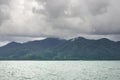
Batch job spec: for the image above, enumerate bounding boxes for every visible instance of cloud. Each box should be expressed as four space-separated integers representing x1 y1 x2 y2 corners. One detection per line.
0 0 10 5
86 0 109 15
0 0 10 25
0 0 120 45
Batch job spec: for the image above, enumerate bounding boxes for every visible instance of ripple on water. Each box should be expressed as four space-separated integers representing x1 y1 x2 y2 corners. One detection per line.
0 61 120 80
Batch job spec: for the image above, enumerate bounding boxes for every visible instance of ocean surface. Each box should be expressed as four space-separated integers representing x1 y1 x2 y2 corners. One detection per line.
0 61 120 80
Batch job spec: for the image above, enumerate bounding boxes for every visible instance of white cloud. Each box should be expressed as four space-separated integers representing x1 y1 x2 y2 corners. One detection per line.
0 0 120 44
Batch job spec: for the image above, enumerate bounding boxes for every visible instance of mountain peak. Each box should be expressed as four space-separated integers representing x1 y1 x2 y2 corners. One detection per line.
98 38 113 43
77 37 86 40
44 37 66 41
70 37 86 42
6 42 21 46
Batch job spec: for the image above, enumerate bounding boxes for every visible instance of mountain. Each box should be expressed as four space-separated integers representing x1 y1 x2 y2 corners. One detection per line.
0 37 120 60
0 38 66 60
54 37 120 60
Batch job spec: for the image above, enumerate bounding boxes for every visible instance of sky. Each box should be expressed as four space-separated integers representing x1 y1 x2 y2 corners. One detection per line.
0 0 120 46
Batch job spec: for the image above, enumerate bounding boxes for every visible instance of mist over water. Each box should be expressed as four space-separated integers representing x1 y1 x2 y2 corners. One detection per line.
0 61 120 80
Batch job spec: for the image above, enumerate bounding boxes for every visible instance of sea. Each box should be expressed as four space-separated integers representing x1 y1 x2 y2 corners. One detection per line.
0 61 120 80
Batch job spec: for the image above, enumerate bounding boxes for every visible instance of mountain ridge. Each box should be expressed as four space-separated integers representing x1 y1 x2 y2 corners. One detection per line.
0 37 120 60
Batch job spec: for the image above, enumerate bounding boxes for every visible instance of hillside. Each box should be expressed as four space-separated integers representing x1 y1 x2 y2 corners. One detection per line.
0 37 120 60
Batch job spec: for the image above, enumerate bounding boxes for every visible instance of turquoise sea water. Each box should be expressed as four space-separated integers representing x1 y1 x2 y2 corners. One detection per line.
0 61 120 80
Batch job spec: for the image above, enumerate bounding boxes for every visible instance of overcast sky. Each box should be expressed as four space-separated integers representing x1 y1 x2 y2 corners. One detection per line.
0 0 120 46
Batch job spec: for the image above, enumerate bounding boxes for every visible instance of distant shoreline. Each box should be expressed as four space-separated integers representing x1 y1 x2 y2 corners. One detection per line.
0 59 120 61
